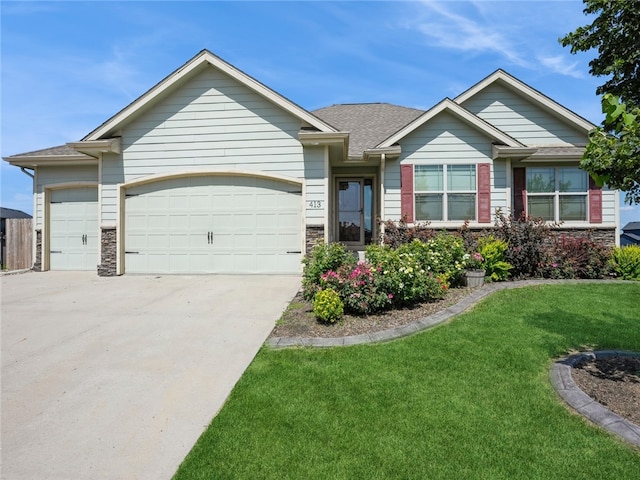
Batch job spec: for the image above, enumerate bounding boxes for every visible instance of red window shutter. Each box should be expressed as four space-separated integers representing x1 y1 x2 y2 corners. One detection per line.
589 176 602 223
513 167 526 220
477 163 491 223
400 164 414 223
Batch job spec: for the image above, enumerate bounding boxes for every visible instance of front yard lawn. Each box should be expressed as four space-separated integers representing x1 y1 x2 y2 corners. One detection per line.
174 283 640 480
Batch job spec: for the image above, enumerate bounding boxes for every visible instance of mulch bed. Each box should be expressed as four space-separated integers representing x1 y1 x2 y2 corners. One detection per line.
270 287 473 339
571 355 640 426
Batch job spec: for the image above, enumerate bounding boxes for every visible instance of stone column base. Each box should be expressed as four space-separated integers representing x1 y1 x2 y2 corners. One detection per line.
97 227 118 276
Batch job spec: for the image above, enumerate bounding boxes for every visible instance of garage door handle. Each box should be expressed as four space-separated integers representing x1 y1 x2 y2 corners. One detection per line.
207 232 213 244
125 251 140 255
287 250 302 254
51 250 62 254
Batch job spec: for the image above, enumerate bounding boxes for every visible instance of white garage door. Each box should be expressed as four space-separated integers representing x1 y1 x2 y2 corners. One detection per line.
125 176 303 274
49 187 99 271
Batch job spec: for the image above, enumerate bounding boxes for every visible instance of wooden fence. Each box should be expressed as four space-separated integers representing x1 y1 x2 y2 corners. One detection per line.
3 218 33 270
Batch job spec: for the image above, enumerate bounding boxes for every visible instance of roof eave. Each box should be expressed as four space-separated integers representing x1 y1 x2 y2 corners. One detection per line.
67 138 121 158
379 99 522 149
3 155 98 168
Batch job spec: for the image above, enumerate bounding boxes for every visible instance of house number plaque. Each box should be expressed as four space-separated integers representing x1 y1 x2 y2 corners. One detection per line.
308 200 322 209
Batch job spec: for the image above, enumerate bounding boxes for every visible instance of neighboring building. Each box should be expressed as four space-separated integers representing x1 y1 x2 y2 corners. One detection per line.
621 222 640 246
1 207 32 269
3 50 618 276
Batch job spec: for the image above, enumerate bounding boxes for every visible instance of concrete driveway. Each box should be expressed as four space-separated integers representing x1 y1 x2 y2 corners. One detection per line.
1 271 300 480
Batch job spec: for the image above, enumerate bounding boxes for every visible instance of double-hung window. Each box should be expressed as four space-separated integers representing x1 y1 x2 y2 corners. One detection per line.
415 164 476 221
526 167 588 222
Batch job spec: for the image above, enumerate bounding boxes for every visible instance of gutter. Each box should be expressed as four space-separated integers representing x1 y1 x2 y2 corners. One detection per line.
20 167 34 178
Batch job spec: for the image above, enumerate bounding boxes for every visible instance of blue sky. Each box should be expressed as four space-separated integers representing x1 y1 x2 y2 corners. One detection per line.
2 0 639 227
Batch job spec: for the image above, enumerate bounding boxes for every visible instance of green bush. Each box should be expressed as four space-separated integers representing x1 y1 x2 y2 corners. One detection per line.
477 236 512 281
313 289 344 323
610 245 640 280
302 243 356 301
397 234 467 284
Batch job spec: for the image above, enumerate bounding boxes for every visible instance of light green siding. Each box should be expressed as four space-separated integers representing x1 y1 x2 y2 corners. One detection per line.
460 83 587 146
35 165 98 228
385 112 507 223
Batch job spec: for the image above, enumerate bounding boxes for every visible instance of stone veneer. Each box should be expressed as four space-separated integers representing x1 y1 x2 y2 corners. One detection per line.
33 229 42 271
97 227 118 276
305 225 325 254
554 228 616 247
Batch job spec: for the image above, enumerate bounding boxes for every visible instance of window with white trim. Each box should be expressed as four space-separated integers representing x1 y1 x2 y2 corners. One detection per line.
526 167 588 222
415 164 476 221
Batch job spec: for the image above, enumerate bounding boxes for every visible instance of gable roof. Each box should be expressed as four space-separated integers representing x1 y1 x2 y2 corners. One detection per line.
377 98 523 149
84 49 337 141
312 103 424 157
455 69 596 133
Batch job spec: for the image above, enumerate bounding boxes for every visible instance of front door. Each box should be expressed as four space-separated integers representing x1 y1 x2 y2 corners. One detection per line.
336 178 374 246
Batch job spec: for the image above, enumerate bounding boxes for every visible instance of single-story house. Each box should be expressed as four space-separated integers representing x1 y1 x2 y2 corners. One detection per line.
3 49 618 276
620 222 640 246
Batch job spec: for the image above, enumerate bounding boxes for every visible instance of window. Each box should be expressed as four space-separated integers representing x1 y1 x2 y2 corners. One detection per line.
415 164 476 221
526 167 588 222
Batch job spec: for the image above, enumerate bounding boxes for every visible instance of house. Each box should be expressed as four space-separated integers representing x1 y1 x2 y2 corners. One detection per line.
621 222 640 246
3 49 618 276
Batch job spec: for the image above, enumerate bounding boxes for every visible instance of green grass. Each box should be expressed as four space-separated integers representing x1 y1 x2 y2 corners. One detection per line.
174 284 640 479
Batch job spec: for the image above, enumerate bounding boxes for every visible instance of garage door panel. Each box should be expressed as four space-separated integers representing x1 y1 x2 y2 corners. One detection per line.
125 176 302 274
50 187 98 271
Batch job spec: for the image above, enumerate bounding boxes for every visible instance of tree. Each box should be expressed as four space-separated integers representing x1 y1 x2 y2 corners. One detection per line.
582 94 640 204
561 0 640 204
560 0 640 106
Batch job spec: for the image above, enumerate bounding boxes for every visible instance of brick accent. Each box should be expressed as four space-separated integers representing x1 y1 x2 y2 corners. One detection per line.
33 229 42 271
305 225 325 254
97 227 118 276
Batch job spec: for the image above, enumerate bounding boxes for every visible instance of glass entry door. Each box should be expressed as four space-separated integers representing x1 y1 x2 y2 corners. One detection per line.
337 178 373 245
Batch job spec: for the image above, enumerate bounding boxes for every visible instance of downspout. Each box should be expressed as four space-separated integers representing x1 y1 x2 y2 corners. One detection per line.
20 167 34 179
379 153 385 243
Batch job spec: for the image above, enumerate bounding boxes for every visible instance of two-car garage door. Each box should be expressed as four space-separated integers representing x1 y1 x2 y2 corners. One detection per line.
124 175 302 274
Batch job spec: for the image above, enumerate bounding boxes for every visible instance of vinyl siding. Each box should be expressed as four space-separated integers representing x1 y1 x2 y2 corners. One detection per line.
100 64 318 224
460 83 587 146
303 146 326 223
385 112 505 224
35 165 98 228
601 189 616 224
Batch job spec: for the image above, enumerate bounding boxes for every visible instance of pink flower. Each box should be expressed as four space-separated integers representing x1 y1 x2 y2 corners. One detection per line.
388 293 393 299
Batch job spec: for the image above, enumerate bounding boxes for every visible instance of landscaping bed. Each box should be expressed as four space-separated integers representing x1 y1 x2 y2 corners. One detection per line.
572 355 640 426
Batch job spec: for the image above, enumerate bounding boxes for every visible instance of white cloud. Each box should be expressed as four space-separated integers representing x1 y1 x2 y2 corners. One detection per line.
409 1 529 67
538 55 584 79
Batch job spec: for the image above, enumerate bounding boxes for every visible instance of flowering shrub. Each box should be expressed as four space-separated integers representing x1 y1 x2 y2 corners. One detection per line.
609 245 640 280
465 252 484 270
381 217 435 248
320 262 392 315
397 234 467 283
313 289 344 323
540 235 611 279
302 243 356 301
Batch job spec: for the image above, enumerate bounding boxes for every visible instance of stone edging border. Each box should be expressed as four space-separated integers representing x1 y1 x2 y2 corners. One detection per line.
550 350 640 448
267 279 632 349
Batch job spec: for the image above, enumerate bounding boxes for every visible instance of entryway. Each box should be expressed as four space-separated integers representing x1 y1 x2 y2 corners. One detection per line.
336 177 374 247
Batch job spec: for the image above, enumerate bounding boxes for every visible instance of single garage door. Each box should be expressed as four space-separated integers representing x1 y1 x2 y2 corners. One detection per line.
125 175 303 274
49 187 99 271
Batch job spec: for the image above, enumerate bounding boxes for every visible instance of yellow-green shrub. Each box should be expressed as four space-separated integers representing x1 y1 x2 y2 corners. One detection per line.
313 289 344 323
610 245 640 280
